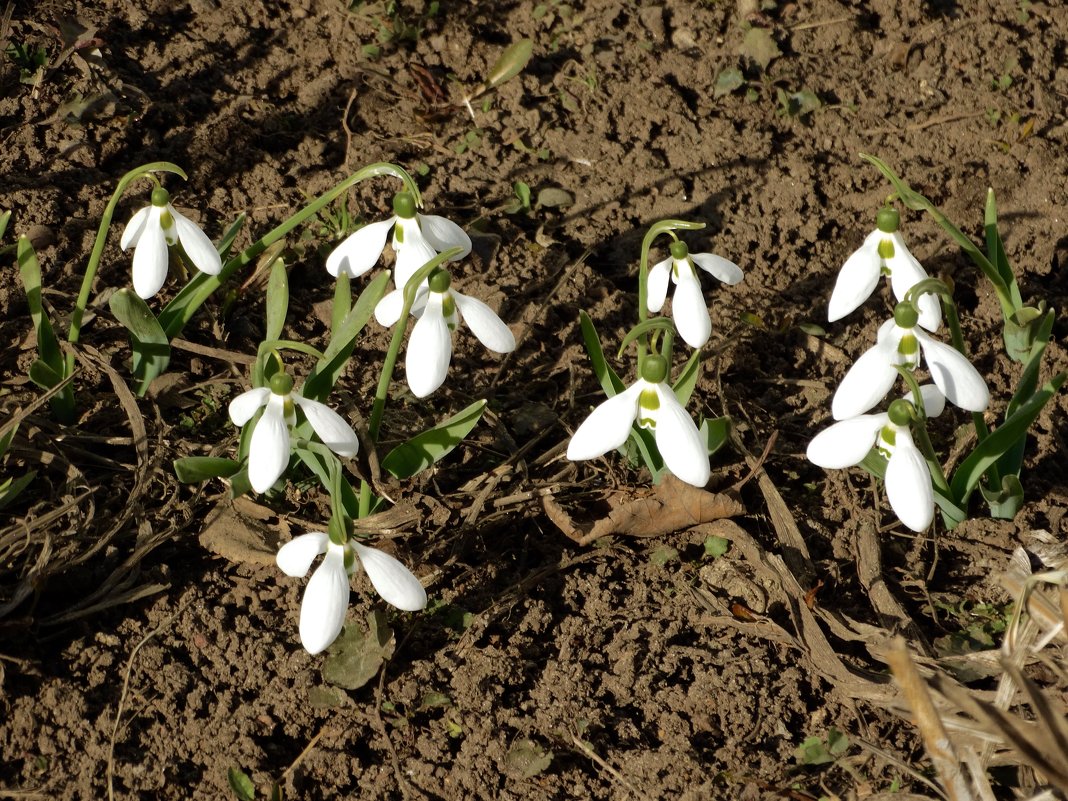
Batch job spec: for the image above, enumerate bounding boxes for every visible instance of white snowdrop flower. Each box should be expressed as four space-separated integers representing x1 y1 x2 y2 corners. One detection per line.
120 186 223 299
647 240 743 348
276 529 427 655
808 388 945 532
374 268 515 399
567 355 710 487
325 191 471 291
832 302 989 420
828 207 941 331
228 372 361 494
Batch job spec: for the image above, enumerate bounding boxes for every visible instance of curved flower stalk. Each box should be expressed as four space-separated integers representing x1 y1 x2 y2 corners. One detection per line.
646 240 743 348
325 191 471 292
228 371 361 493
828 207 941 331
808 389 945 532
375 268 515 398
277 528 427 654
120 186 222 299
567 355 710 487
832 302 989 420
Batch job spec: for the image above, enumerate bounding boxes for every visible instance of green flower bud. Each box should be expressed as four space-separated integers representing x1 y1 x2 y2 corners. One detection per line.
392 191 416 219
893 301 919 329
876 206 900 234
669 240 689 260
640 355 668 384
269 371 294 396
887 398 914 426
428 268 451 293
151 186 170 207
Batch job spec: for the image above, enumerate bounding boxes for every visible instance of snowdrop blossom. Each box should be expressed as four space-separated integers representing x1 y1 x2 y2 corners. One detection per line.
325 191 471 291
647 240 743 348
375 268 515 398
832 302 989 420
808 388 945 531
567 355 710 487
228 372 361 493
120 187 223 299
277 529 427 654
828 207 941 331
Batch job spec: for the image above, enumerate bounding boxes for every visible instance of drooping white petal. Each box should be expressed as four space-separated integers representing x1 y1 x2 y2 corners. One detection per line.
567 382 644 461
131 213 170 299
352 541 427 612
884 432 934 532
911 384 947 418
293 395 360 458
228 387 271 425
671 269 712 348
298 543 350 655
247 394 291 493
406 292 452 398
651 384 710 487
452 291 515 353
325 217 396 278
885 235 940 331
831 333 902 419
417 213 472 260
806 414 887 469
915 331 990 412
646 257 672 313
171 207 222 276
828 237 881 322
691 252 743 285
393 228 439 290
276 531 330 577
374 288 406 327
120 205 152 250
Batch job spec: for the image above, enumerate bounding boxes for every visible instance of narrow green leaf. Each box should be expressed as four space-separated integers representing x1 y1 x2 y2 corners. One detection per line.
109 288 171 395
997 307 1054 477
173 457 242 483
672 349 702 406
264 252 289 343
701 416 731 457
980 473 1024 520
984 189 1022 309
0 423 16 458
579 311 625 397
382 400 487 479
0 470 36 511
17 236 64 379
625 427 664 479
217 213 246 261
0 210 10 241
227 767 256 801
486 39 533 88
28 359 63 391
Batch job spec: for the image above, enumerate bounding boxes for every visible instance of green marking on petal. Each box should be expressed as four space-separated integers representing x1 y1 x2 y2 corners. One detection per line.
877 237 895 261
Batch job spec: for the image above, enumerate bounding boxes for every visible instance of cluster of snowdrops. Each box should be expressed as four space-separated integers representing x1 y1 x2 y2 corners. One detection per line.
12 157 1062 655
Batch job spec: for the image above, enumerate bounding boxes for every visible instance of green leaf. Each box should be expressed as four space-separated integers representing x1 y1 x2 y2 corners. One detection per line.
109 288 171 396
0 209 10 241
703 535 729 558
17 236 64 380
382 399 487 479
485 39 533 88
998 306 1054 477
504 739 554 780
303 271 389 402
217 213 246 261
579 311 625 397
672 349 702 406
227 767 256 801
950 371 1066 507
264 251 289 343
0 470 36 511
535 187 574 209
980 473 1024 520
322 610 395 690
700 416 731 457
740 27 781 70
173 457 242 483
713 68 744 98
984 189 1022 309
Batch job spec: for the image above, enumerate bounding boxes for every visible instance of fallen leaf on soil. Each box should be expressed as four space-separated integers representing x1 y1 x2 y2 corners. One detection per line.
198 497 290 567
543 474 744 545
322 610 395 690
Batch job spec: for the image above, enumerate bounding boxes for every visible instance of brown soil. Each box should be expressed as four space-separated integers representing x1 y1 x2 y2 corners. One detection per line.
2 0 1068 799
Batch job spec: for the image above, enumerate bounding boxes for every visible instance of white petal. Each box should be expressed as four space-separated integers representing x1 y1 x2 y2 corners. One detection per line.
691 252 743 285
247 394 291 493
171 207 222 276
120 205 152 250
908 384 946 418
886 235 941 331
652 385 710 487
352 542 427 612
293 395 360 458
916 331 990 412
228 386 271 425
406 293 452 398
394 230 439 290
567 382 643 461
374 288 406 327
646 258 672 313
131 215 170 299
831 335 901 419
325 217 395 278
806 414 886 469
671 270 712 348
298 544 350 655
417 213 472 259
885 433 934 532
276 531 329 577
452 291 515 353
828 236 881 322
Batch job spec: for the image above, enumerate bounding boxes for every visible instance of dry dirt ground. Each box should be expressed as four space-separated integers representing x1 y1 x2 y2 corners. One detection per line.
2 0 1068 799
